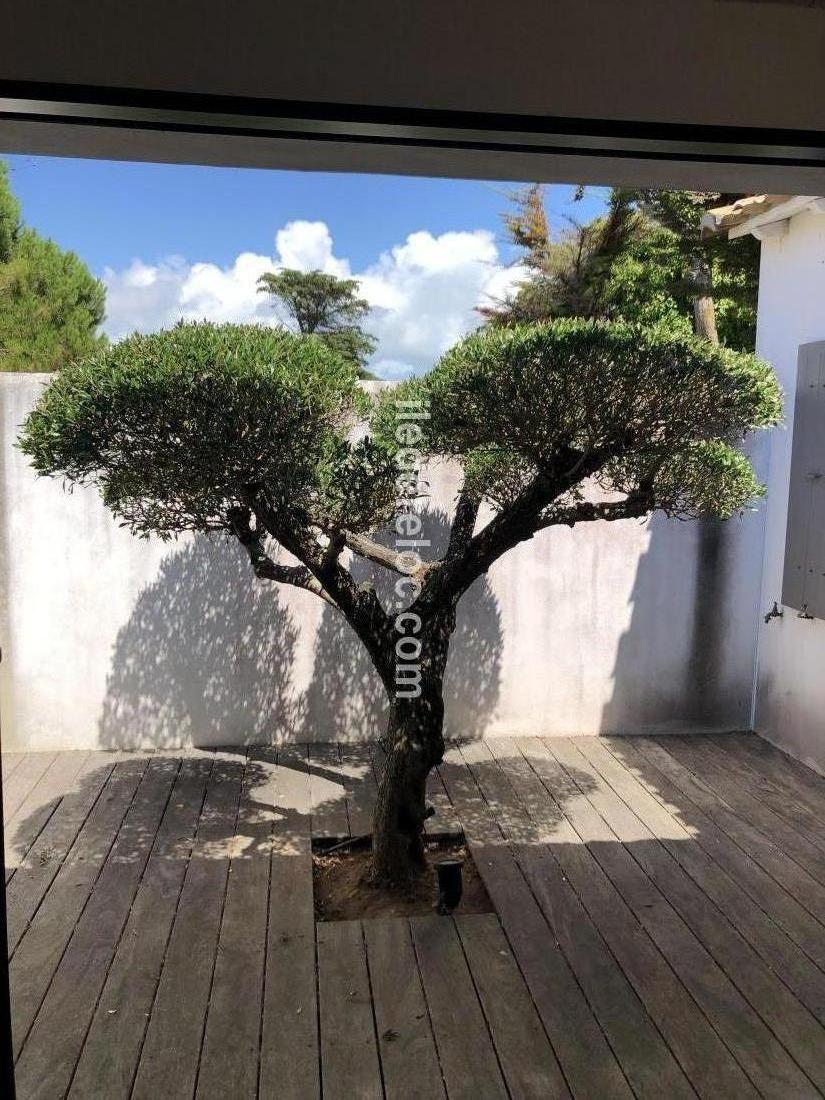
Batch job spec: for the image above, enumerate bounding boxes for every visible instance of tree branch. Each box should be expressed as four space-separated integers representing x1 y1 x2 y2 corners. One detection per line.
538 490 655 529
412 438 651 617
419 443 622 606
320 529 346 573
340 529 412 576
445 489 480 562
228 506 339 608
239 489 397 689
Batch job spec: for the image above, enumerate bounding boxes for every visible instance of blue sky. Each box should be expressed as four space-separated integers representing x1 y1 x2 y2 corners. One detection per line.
5 155 609 377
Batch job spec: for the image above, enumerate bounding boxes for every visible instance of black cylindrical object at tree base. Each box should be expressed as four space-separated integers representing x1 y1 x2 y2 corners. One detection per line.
435 857 463 914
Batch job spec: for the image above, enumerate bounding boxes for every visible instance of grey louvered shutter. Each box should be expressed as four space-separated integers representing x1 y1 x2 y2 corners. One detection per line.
782 341 825 616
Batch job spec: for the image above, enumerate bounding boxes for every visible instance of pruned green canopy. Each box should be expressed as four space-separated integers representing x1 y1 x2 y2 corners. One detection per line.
374 318 781 519
21 318 781 543
19 321 395 539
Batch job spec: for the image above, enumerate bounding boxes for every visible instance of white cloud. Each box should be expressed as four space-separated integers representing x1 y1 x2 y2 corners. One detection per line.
274 220 350 277
101 219 525 378
359 229 523 376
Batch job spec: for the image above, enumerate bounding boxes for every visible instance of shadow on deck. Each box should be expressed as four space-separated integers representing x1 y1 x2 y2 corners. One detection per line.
4 731 825 1099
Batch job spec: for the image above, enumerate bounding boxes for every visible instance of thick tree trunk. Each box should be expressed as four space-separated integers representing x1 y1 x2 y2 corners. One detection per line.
693 294 719 345
370 685 445 883
370 613 452 885
691 255 719 346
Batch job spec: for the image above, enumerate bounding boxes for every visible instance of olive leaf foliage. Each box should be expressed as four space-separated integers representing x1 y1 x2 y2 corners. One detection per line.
20 318 781 582
374 318 781 522
19 322 396 540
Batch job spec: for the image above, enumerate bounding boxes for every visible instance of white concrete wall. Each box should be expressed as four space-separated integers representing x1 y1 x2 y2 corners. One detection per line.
752 207 825 775
1 373 765 751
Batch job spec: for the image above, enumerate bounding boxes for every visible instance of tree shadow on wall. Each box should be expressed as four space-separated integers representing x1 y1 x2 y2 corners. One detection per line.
600 512 759 735
299 508 503 742
100 514 503 749
99 537 302 749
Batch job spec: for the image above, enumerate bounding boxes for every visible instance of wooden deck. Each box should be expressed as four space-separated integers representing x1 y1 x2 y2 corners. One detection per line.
4 732 825 1099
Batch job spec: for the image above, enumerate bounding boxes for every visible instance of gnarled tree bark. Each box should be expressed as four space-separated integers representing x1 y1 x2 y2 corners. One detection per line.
236 470 662 885
370 611 452 884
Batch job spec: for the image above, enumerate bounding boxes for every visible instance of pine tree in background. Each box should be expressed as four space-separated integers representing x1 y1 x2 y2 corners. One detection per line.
0 160 106 373
481 187 643 326
257 267 377 378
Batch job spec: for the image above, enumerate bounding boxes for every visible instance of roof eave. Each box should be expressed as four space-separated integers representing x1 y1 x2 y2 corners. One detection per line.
702 195 825 240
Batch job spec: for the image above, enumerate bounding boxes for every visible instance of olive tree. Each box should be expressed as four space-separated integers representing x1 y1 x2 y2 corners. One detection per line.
19 319 781 883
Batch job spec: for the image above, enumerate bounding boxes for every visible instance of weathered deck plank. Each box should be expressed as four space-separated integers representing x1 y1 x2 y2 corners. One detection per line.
438 746 634 1100
258 744 319 1100
14 758 183 1100
699 734 825 853
67 756 213 1100
474 739 708 1100
308 743 351 840
260 843 319 1100
130 754 245 1100
664 736 825 892
722 733 825 807
456 912 571 1100
364 917 446 1100
4 751 90 882
427 763 462 838
3 752 58 826
546 737 818 1100
5 754 116 953
604 737 825 1027
196 753 274 1100
707 734 825 849
339 741 378 839
9 757 148 1052
411 914 508 1100
628 736 825 970
317 919 383 1100
572 735 825 1094
1 752 26 789
659 736 825 924
5 735 825 1100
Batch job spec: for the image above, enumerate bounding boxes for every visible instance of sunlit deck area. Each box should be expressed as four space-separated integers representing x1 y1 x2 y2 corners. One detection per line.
4 732 825 1099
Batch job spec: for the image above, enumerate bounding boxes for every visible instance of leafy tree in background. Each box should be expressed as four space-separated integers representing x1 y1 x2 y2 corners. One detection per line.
487 185 759 350
481 187 644 326
0 161 20 264
257 267 377 378
626 189 760 348
20 318 781 882
0 160 106 372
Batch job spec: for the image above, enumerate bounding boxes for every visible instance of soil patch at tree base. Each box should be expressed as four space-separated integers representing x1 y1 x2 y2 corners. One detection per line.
313 836 493 921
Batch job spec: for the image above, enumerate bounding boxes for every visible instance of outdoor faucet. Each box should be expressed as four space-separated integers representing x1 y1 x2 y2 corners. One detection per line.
764 601 783 624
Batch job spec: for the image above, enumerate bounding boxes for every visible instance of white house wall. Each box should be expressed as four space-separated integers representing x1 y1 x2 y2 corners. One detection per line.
753 206 825 774
1 374 764 751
